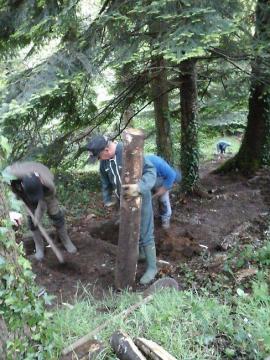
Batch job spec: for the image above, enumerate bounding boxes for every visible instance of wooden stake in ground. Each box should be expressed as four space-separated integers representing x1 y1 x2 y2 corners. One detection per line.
115 128 144 289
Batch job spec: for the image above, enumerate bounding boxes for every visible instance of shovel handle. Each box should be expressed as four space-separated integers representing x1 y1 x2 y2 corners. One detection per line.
25 205 64 264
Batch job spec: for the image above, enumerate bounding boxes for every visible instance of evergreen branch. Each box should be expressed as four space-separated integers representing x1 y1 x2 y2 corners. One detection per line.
209 46 270 86
113 86 177 140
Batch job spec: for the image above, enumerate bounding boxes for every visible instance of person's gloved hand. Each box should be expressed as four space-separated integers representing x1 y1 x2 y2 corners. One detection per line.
104 200 116 208
122 184 140 199
9 211 23 226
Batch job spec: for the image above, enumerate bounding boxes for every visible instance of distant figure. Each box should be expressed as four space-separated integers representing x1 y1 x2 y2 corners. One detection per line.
216 140 231 154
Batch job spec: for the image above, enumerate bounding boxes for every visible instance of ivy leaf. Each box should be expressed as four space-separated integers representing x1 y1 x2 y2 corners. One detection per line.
1 168 17 184
0 255 6 266
0 136 10 154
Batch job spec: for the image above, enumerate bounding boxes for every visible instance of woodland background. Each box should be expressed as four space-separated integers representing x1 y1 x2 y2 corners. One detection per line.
1 0 270 359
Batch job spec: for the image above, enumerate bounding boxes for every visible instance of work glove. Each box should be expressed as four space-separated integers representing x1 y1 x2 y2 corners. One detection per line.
104 200 117 208
122 184 140 199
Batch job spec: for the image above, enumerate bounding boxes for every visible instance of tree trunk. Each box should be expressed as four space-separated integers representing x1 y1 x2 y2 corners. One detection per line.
0 318 8 359
151 56 173 163
115 128 144 289
122 107 134 129
179 59 199 193
218 0 270 175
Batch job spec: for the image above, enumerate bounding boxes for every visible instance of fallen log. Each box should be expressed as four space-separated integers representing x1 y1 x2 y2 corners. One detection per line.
135 338 177 360
110 330 146 360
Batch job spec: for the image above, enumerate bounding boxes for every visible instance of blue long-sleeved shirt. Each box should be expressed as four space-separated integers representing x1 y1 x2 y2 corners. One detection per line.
145 155 181 190
216 140 231 152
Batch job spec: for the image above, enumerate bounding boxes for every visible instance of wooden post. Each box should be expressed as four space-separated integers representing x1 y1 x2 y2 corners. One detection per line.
115 128 144 289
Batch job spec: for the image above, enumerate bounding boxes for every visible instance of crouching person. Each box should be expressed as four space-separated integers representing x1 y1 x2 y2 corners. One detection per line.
146 155 181 229
4 161 77 260
216 140 231 154
87 135 157 285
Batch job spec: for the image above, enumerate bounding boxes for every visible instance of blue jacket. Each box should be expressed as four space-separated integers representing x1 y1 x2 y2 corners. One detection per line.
145 155 181 190
216 140 231 151
100 143 156 204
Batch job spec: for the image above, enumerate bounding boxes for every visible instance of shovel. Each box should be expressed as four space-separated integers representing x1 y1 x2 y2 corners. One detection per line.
25 205 64 264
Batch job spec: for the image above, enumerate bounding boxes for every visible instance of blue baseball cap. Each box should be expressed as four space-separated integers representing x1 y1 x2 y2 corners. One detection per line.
87 135 108 163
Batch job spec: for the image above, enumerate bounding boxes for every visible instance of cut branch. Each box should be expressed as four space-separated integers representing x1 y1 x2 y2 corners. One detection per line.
135 338 177 360
110 330 146 360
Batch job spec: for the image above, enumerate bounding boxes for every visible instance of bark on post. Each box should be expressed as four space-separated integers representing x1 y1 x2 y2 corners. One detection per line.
115 128 144 289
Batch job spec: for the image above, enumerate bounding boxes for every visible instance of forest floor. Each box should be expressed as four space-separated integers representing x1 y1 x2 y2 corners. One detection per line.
22 155 270 304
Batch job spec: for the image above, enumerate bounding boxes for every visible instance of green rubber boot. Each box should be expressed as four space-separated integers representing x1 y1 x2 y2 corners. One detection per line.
139 243 157 285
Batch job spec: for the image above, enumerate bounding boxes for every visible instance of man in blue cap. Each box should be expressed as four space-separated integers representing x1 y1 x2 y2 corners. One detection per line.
87 135 157 285
5 161 77 260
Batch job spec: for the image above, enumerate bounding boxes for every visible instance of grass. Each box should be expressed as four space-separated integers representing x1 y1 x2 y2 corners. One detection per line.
55 170 104 218
49 278 270 359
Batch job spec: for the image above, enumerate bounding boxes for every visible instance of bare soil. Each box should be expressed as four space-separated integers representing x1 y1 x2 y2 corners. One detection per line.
21 157 269 304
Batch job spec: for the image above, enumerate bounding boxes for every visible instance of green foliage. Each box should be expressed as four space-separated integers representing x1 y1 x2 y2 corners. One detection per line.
1 69 98 167
0 136 57 359
0 0 79 54
55 169 103 217
256 242 270 265
0 0 255 170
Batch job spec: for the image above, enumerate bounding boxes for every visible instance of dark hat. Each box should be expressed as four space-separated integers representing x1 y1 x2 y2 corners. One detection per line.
87 135 108 163
21 173 44 205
